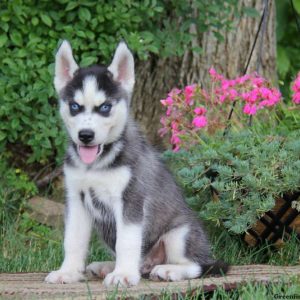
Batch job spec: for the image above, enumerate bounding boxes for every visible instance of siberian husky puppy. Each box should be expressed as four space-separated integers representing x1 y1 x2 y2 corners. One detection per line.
45 41 228 287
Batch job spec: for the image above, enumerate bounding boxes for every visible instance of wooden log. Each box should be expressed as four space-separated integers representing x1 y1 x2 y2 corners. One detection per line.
244 194 300 247
0 265 299 299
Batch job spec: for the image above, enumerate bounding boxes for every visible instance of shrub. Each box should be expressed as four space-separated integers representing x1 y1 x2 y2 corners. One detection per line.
0 0 238 170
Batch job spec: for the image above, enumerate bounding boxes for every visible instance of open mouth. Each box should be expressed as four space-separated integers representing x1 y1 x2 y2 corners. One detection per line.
77 144 103 164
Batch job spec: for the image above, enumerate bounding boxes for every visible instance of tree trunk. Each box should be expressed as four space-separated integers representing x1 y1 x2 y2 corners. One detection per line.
131 0 276 146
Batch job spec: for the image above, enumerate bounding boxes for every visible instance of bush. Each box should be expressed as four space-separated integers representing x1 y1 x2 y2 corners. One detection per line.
0 0 238 169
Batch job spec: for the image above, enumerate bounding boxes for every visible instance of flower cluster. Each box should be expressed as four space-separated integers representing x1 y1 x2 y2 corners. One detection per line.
209 68 281 115
292 72 300 104
160 68 282 151
159 85 208 151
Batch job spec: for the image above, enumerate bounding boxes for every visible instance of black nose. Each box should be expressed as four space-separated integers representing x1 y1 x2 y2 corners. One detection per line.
78 129 95 144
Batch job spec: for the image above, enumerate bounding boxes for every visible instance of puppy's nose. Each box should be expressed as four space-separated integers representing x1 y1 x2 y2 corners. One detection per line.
78 129 95 144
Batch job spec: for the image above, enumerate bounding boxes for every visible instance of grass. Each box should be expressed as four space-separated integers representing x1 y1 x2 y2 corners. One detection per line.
0 213 112 273
0 210 299 299
208 225 300 266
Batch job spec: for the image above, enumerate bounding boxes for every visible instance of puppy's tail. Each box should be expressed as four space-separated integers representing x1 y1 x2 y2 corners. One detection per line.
201 260 229 277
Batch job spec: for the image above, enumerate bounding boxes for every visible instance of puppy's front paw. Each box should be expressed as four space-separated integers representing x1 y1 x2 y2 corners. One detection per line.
103 270 140 287
45 269 85 284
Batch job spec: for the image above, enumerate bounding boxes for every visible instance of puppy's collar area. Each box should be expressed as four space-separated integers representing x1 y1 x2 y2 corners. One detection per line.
77 144 103 164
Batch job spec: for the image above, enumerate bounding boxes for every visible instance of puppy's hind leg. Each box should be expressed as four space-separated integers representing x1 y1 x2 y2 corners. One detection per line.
149 224 229 281
149 225 202 281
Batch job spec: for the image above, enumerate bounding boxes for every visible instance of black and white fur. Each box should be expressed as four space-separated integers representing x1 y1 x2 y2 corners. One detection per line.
45 41 228 287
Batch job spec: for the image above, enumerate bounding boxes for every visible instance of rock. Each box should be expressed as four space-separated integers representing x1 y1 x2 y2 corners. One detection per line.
27 197 64 228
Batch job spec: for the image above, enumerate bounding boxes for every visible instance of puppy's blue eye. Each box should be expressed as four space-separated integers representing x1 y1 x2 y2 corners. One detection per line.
69 102 82 116
98 103 112 114
71 103 80 111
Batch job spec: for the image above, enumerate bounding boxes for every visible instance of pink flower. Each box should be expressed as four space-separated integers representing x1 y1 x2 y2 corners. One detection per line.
209 68 223 81
241 92 250 102
168 88 181 97
293 93 300 104
184 84 196 105
158 127 168 137
170 132 182 152
160 99 167 106
258 100 269 109
166 107 172 116
171 121 179 130
171 134 181 144
236 74 250 84
194 107 207 115
248 90 259 103
291 73 300 104
259 87 271 99
228 89 238 100
209 67 217 77
243 104 257 115
160 116 166 126
292 82 300 92
173 145 180 152
252 76 264 87
219 94 226 103
160 96 173 106
221 79 236 90
192 116 207 128
268 89 281 106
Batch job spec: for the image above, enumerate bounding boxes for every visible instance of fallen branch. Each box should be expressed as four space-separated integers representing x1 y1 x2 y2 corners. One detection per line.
36 167 63 188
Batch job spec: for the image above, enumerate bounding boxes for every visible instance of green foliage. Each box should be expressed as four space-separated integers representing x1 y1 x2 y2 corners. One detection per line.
276 0 300 97
0 0 238 169
0 159 36 224
294 0 300 14
165 130 300 234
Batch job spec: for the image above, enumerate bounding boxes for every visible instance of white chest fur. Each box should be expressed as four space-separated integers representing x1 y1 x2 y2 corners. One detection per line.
64 165 131 210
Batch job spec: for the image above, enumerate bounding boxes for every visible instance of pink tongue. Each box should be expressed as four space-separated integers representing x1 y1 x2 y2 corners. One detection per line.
78 145 98 164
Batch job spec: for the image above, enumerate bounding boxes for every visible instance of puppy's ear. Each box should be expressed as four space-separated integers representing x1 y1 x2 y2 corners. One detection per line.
108 42 135 93
54 40 78 94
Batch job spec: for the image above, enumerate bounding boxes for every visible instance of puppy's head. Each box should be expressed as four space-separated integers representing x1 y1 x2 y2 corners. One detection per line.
54 41 134 164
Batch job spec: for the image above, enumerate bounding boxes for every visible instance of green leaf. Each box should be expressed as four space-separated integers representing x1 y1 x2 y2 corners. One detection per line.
79 7 91 22
0 131 6 141
76 30 86 38
11 118 19 129
40 14 52 27
147 44 159 54
31 17 39 26
293 0 300 14
0 34 8 47
81 56 97 66
277 46 290 78
16 49 27 58
10 31 23 46
213 31 224 42
65 2 79 11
